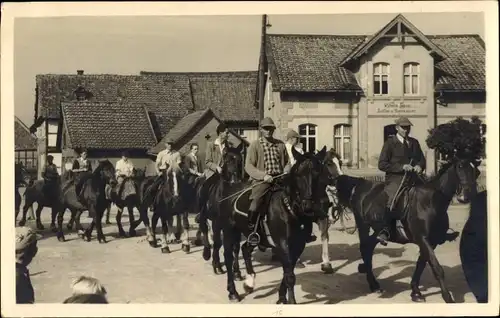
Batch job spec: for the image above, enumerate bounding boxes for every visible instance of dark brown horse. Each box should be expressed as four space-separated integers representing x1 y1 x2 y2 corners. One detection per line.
460 190 487 303
200 144 327 303
331 156 479 303
56 160 116 243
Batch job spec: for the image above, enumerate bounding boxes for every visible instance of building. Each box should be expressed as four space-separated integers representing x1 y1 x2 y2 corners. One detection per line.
30 70 259 178
260 14 485 174
15 116 38 179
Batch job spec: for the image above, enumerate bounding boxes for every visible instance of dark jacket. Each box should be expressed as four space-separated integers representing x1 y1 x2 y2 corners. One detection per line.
378 135 426 182
16 263 34 304
72 158 92 172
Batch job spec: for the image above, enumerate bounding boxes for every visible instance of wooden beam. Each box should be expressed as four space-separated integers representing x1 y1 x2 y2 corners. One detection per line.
381 34 416 38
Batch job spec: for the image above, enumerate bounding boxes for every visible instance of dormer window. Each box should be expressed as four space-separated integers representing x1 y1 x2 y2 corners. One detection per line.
373 62 390 95
74 85 90 101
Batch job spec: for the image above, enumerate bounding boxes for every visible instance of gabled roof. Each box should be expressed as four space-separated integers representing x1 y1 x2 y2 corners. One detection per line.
266 33 484 93
35 74 193 120
141 71 259 123
15 116 37 150
61 101 158 150
148 108 249 155
341 14 448 66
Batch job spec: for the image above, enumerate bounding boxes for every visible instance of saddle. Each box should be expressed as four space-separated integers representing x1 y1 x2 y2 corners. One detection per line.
388 186 416 243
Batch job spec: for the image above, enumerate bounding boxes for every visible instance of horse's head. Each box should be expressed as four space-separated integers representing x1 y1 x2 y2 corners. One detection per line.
288 146 326 213
97 159 117 186
221 143 244 184
15 162 31 187
321 148 344 184
451 156 481 204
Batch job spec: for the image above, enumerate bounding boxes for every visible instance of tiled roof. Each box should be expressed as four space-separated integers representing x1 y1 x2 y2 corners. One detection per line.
61 101 158 150
266 34 485 93
36 74 193 119
141 71 259 123
15 117 37 150
430 35 485 91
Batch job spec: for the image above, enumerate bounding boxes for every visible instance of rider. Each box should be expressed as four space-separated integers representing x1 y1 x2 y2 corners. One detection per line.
284 129 316 244
245 117 289 246
196 123 231 217
184 143 204 187
72 149 92 173
377 116 426 245
115 151 135 199
143 139 175 203
42 155 60 200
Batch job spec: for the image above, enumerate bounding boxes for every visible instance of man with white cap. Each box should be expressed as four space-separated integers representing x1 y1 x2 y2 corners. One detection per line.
245 117 289 246
15 226 42 303
377 116 426 245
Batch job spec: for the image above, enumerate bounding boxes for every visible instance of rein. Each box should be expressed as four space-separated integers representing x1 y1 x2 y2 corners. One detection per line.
217 172 288 203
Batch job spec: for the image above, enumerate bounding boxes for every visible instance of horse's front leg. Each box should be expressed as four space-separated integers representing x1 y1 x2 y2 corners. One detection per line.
223 226 241 302
357 224 382 293
95 205 107 244
199 217 212 261
105 202 112 224
410 254 428 302
211 221 224 275
241 242 257 293
160 214 171 254
232 228 244 281
116 207 127 238
35 205 44 230
67 207 76 231
317 218 334 274
274 239 297 304
420 237 454 303
127 204 137 237
56 207 67 242
50 206 58 232
75 210 85 237
166 214 177 244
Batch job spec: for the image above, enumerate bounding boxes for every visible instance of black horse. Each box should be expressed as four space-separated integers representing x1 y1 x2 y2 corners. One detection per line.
15 163 32 224
331 156 479 303
199 144 327 303
460 190 487 303
56 159 116 243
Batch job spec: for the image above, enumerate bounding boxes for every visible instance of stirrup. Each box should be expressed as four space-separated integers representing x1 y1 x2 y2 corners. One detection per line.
247 231 260 246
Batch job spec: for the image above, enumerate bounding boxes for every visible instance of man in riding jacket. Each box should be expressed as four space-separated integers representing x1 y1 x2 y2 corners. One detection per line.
184 143 204 186
196 123 231 216
72 149 92 173
42 155 60 200
378 116 426 245
115 151 135 199
245 117 289 246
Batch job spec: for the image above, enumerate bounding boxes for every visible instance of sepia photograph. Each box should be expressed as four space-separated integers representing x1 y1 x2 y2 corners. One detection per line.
1 1 498 317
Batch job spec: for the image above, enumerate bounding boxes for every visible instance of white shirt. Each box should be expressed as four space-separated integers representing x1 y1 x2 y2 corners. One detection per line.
285 142 304 166
214 138 225 154
396 133 410 146
115 159 134 177
156 149 172 171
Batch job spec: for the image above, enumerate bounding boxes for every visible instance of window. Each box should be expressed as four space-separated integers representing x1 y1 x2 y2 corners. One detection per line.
334 124 352 163
15 150 37 169
48 123 58 148
373 62 390 95
404 62 420 95
233 128 245 136
298 124 317 153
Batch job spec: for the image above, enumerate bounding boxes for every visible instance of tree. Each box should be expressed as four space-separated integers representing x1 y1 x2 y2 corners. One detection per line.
426 116 485 162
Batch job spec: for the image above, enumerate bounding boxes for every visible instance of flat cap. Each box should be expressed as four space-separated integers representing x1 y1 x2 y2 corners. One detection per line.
260 117 276 128
286 129 300 140
395 116 413 126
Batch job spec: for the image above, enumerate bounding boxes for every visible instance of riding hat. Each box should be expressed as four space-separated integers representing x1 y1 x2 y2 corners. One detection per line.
286 129 300 140
395 116 413 127
260 117 276 129
164 138 175 145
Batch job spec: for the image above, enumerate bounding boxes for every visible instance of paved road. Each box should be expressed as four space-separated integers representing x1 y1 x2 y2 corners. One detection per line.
21 201 475 304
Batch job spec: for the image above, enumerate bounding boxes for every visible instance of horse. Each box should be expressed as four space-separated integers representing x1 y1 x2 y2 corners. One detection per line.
56 159 117 243
460 190 487 303
109 168 145 238
331 156 479 303
133 157 191 254
19 172 77 232
200 144 327 303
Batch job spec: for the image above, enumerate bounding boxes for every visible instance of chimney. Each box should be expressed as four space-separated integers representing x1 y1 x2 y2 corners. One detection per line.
77 70 84 75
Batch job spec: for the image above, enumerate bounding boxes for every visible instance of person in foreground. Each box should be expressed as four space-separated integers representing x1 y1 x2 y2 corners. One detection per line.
63 275 108 304
16 226 42 304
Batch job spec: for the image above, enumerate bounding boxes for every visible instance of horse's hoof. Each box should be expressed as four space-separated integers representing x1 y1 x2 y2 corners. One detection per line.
50 225 57 233
161 246 171 254
411 293 426 303
370 287 384 294
182 244 190 253
36 224 44 230
213 266 225 275
148 240 158 248
276 298 287 304
18 220 26 226
98 237 107 244
234 272 244 281
203 247 211 261
321 263 334 274
228 293 241 302
85 233 92 242
57 234 66 242
66 224 73 231
129 229 137 237
295 261 306 269
243 283 254 294
358 263 367 274
118 231 128 238
106 221 112 225
193 238 203 247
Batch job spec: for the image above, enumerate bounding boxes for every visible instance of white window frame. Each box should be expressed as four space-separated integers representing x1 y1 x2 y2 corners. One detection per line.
373 62 390 96
298 123 317 153
403 62 420 95
334 124 352 163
